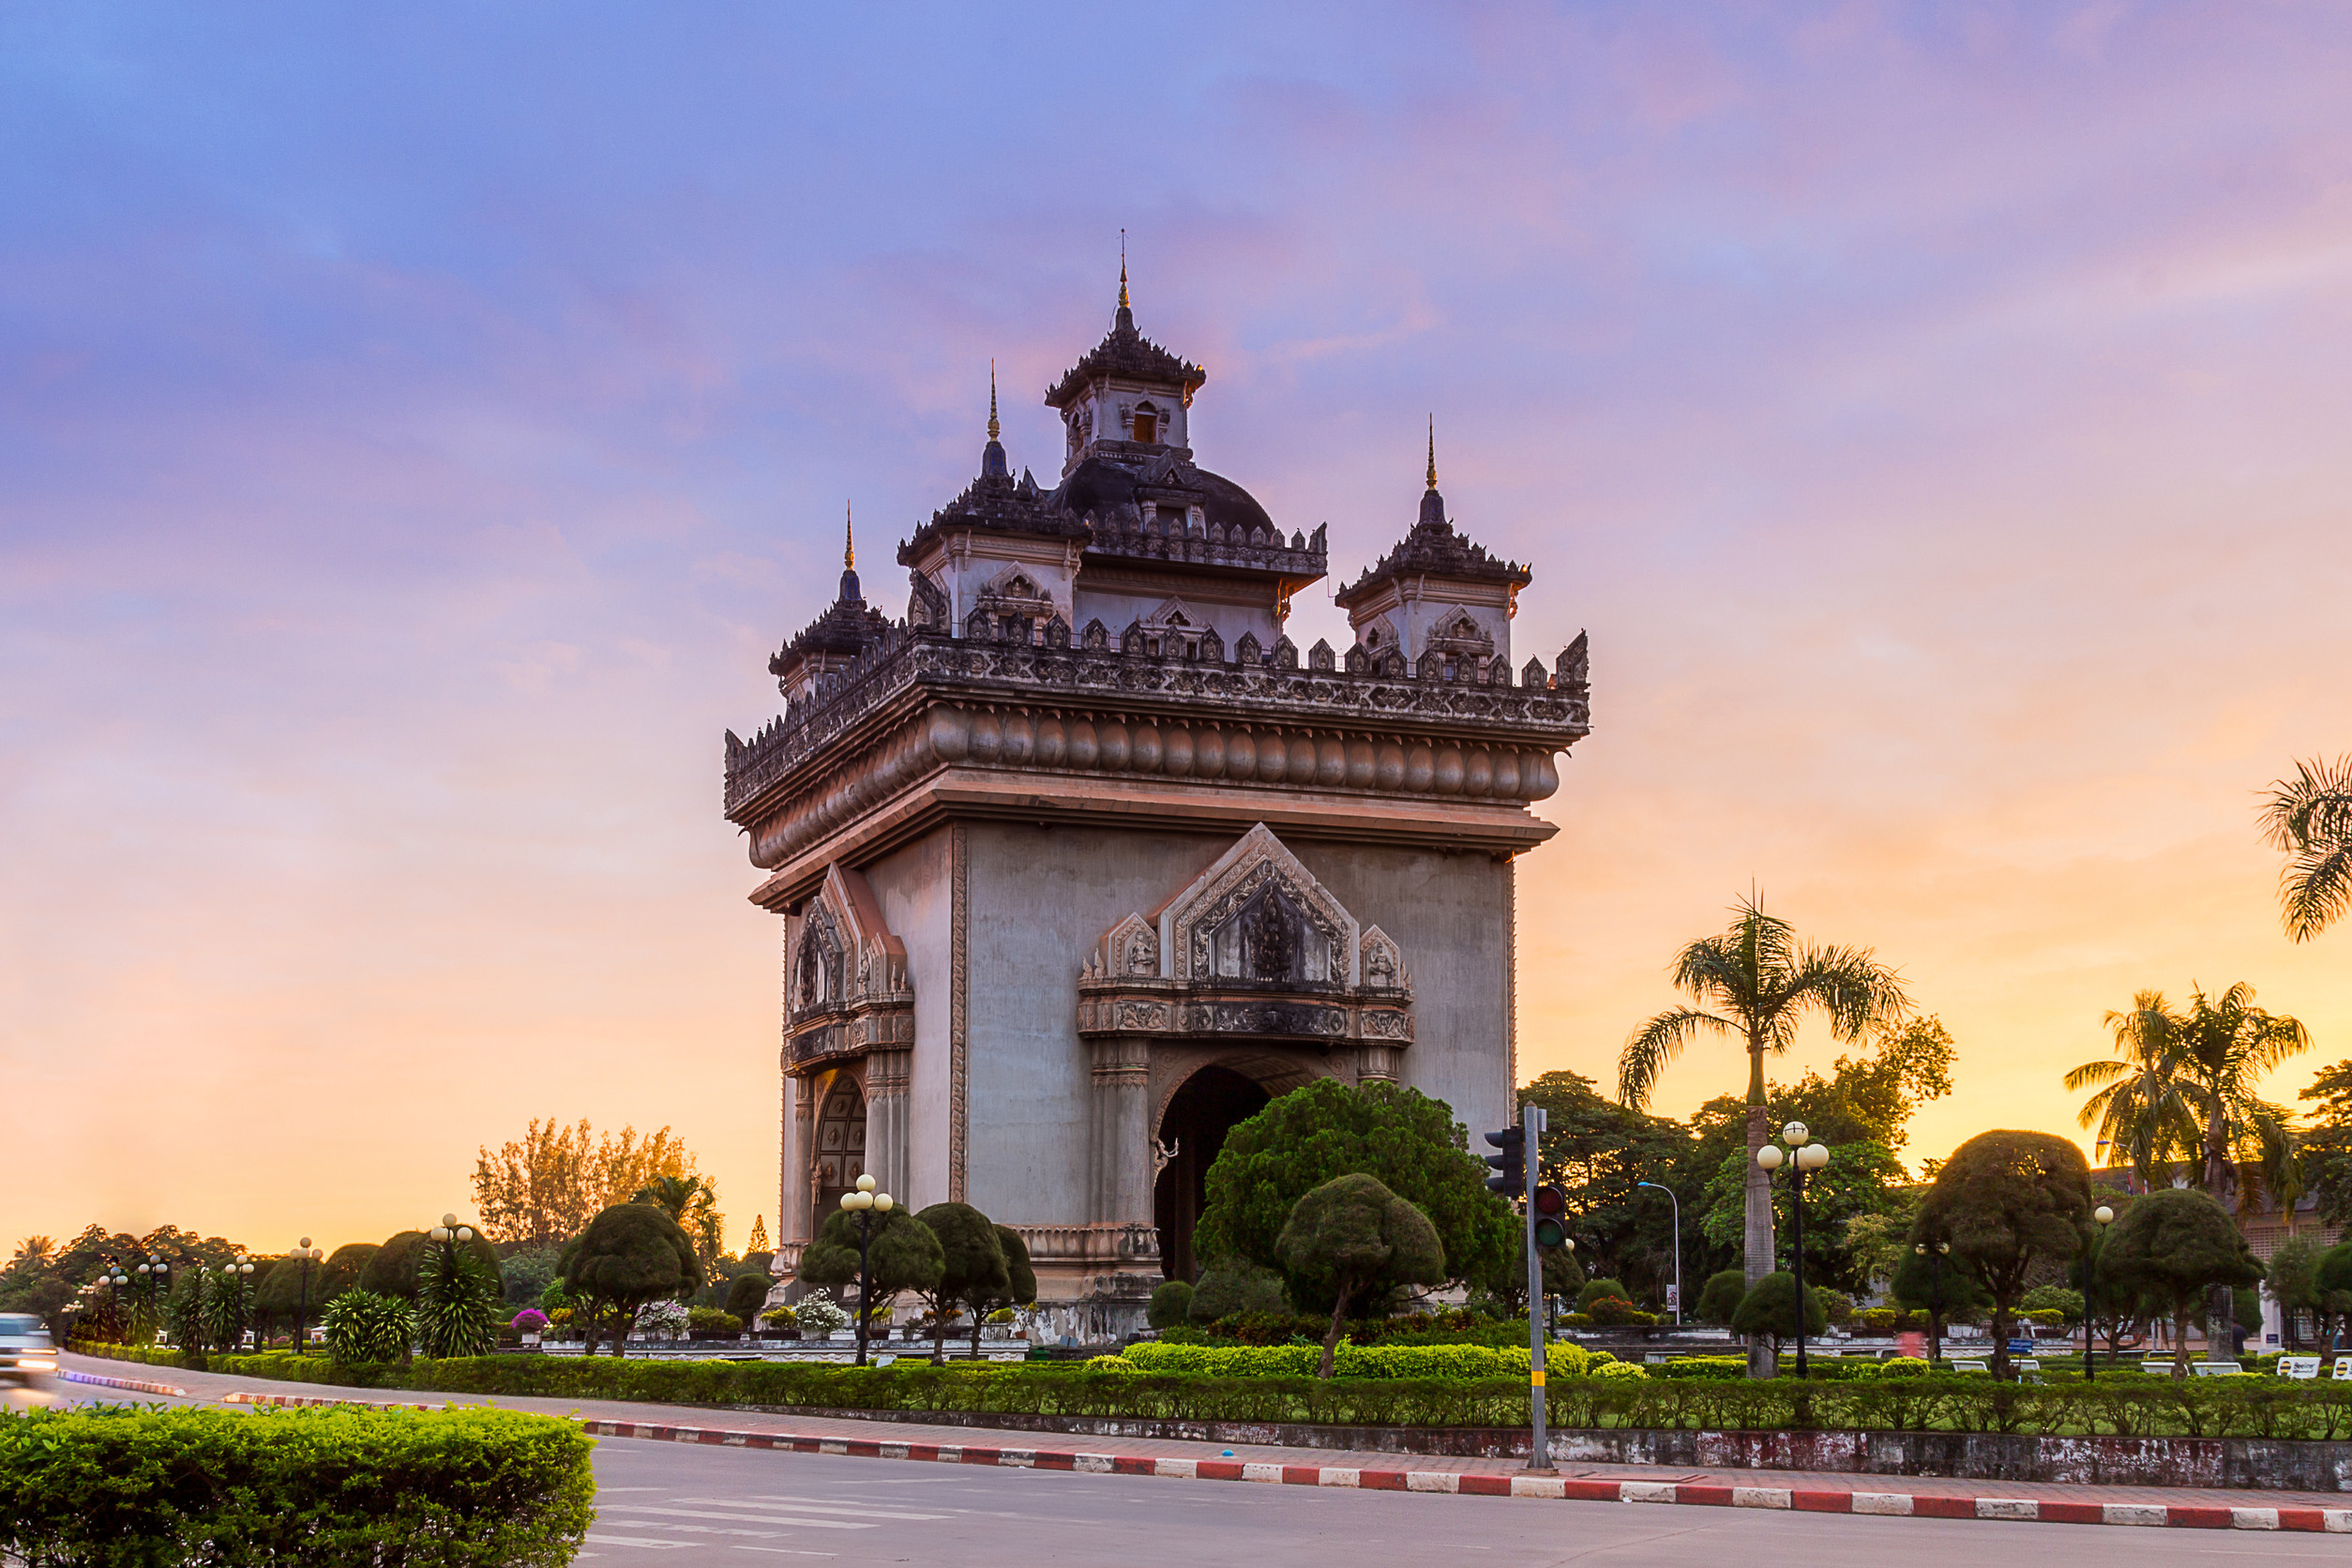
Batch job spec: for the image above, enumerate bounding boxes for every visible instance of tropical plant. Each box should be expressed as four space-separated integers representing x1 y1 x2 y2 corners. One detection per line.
2067 982 2309 1354
2258 754 2352 942
634 1173 726 1269
415 1234 503 1359
2101 1187 2262 1378
557 1203 701 1357
636 1300 689 1338
1616 896 1907 1363
357 1229 503 1302
1273 1173 1448 1378
1911 1129 2092 1379
1195 1078 1515 1300
164 1269 210 1359
322 1289 414 1364
908 1203 1008 1364
199 1265 252 1355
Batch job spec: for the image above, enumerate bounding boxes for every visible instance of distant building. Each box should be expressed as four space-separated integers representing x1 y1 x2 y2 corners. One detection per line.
2092 1166 2342 1346
721 276 1591 1335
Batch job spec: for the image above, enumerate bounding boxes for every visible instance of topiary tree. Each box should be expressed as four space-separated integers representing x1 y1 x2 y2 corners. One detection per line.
1148 1279 1195 1331
1729 1271 1826 1356
1891 1245 1991 1363
558 1203 702 1357
1274 1173 1448 1378
357 1230 502 1303
1188 1259 1289 1323
1196 1079 1515 1305
2102 1186 2263 1378
724 1272 776 1325
1576 1277 1632 1311
798 1206 945 1337
1911 1130 2092 1380
1696 1269 1747 1326
963 1225 1035 1360
910 1203 1007 1364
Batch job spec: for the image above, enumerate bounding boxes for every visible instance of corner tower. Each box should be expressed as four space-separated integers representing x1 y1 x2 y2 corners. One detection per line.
723 278 1592 1337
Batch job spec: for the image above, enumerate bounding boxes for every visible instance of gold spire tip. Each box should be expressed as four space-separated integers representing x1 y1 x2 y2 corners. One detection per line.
1425 416 1438 490
988 359 1001 441
1118 229 1130 310
844 502 854 570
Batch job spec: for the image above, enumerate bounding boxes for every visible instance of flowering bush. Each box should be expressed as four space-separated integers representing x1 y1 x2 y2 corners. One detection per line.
634 1301 689 1338
794 1297 850 1334
987 1307 1018 1324
1582 1296 1660 1327
686 1307 742 1335
511 1308 550 1334
759 1305 798 1329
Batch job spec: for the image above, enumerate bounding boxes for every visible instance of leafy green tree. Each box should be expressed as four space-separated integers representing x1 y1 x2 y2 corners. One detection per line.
799 1207 945 1329
1489 1232 1584 1316
2101 1187 2262 1378
2068 983 2309 1357
2258 754 2352 942
1700 1136 1910 1294
1149 1280 1195 1330
1188 1259 1287 1323
724 1272 775 1324
2299 1060 2352 1229
1696 1269 1747 1325
1891 1244 1989 1360
201 1264 254 1355
164 1269 211 1360
1517 1069 1700 1297
1274 1174 1447 1378
1195 1079 1513 1299
1912 1130 2092 1379
498 1247 563 1312
1840 1210 1916 1298
2267 1236 2325 1349
634 1173 725 1270
909 1204 1007 1364
358 1230 502 1303
1771 1018 1958 1154
2019 1284 2085 1324
963 1226 1035 1359
1728 1271 1825 1354
2316 1243 2352 1354
558 1204 702 1357
1617 896 1908 1375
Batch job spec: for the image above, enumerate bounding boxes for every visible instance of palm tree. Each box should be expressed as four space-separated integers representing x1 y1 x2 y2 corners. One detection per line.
2259 755 2352 942
2067 983 2310 1359
1618 896 1908 1374
634 1174 723 1269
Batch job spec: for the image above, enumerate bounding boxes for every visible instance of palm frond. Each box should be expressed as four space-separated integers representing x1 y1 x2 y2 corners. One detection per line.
1669 934 1758 1014
1618 1006 1733 1109
2062 1058 2129 1093
2280 839 2352 943
2257 754 2352 852
1770 940 1909 1047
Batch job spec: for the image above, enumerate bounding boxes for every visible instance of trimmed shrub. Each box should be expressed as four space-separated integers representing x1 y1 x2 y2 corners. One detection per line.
1730 1273 1827 1349
359 1230 504 1304
726 1272 776 1324
1696 1269 1747 1326
1149 1279 1196 1330
0 1404 592 1564
1189 1259 1289 1322
1124 1339 1618 1380
322 1289 413 1365
1581 1296 1658 1327
686 1307 742 1335
1576 1278 1632 1312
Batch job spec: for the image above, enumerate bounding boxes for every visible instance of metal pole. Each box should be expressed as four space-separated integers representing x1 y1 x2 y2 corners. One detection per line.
1791 1164 1807 1379
854 1210 873 1369
2084 1228 2098 1383
1523 1101 1551 1473
1637 1182 1681 1325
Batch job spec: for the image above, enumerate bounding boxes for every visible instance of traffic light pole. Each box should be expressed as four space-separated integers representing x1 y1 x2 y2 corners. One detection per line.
1523 1100 1552 1474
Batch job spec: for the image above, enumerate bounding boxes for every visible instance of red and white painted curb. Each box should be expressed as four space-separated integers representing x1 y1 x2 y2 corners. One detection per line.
566 1418 2352 1532
187 1388 2352 1532
61 1370 187 1398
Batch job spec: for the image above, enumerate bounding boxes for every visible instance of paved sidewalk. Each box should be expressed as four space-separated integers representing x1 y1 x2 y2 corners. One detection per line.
67 1353 2352 1532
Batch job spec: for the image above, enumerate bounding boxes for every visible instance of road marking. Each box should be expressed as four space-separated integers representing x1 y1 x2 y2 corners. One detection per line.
689 1495 953 1520
599 1507 873 1530
583 1533 694 1549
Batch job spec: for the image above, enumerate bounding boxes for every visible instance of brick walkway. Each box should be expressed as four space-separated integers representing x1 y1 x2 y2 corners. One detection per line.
66 1353 2352 1530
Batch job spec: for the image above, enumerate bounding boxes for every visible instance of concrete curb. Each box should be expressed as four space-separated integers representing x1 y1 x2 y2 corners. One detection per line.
203 1392 2352 1532
61 1370 187 1398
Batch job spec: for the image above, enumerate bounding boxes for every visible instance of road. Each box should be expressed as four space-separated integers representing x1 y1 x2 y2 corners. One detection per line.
9 1374 2345 1564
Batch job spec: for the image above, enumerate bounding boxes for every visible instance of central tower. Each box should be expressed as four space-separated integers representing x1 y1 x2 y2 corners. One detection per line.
724 279 1591 1335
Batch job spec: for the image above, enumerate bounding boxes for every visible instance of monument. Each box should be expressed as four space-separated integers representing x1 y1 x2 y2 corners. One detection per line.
722 272 1591 1334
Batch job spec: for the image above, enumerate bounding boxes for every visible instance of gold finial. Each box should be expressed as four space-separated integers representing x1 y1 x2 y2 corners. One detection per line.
844 501 854 570
988 359 1000 441
1425 415 1438 490
1119 230 1129 310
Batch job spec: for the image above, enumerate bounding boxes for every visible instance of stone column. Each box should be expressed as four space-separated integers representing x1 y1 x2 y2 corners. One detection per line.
1089 1036 1153 1236
784 1067 813 1244
867 1048 912 1205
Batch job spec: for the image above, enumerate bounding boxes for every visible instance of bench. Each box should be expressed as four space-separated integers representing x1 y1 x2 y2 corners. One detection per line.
2191 1360 2246 1377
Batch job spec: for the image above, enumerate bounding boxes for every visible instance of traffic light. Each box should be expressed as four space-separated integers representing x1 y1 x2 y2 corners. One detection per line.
1530 1184 1569 1248
1484 1126 1525 1195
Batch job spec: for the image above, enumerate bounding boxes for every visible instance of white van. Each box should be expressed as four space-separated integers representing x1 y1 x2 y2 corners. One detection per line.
0 1313 58 1388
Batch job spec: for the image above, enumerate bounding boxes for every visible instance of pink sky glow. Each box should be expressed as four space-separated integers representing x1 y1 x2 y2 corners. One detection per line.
3 4 2348 1256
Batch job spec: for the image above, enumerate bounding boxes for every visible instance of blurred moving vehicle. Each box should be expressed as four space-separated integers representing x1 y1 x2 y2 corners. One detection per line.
0 1314 58 1388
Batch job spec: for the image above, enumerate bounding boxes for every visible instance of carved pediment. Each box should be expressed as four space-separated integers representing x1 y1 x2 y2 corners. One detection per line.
1158 824 1358 987
791 864 911 1024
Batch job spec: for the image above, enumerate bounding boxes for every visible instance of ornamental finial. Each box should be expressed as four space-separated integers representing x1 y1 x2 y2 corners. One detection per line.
988 359 1001 441
844 502 854 570
1119 230 1129 311
1426 415 1438 490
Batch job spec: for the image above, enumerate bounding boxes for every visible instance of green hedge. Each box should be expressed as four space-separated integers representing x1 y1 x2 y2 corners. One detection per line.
0 1404 593 1565
1125 1340 1629 1380
72 1344 2352 1440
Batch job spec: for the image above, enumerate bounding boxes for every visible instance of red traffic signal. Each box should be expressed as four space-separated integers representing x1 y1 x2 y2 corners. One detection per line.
1530 1184 1569 1248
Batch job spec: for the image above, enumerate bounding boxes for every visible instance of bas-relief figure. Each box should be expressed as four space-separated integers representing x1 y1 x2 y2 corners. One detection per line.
721 279 1591 1336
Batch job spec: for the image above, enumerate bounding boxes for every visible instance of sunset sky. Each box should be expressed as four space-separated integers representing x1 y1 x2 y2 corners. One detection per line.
5 4 2349 1259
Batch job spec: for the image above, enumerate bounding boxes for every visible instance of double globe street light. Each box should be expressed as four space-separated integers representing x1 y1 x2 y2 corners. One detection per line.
1756 1121 1831 1377
2084 1204 2115 1381
837 1174 895 1367
289 1239 324 1354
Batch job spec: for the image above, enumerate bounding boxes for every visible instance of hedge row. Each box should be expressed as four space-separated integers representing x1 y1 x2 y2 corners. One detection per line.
1124 1340 1636 1380
80 1345 2352 1440
0 1404 593 1565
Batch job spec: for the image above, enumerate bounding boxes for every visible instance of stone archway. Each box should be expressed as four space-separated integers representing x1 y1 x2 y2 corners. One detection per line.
811 1071 867 1229
1153 1065 1271 1283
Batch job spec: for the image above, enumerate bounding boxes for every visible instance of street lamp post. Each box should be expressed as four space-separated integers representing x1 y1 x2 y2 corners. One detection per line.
1635 1182 1682 1325
837 1174 895 1367
1913 1240 1952 1363
291 1239 324 1354
1756 1122 1830 1377
2085 1205 2114 1381
227 1255 256 1351
136 1256 170 1344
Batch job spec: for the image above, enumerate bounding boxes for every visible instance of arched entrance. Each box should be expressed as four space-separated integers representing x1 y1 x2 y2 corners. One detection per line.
1153 1065 1271 1282
812 1073 867 1229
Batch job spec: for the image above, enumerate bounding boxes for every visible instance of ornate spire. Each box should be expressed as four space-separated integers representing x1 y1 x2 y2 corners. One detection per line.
988 359 1001 441
1114 230 1134 332
844 501 854 570
981 362 1009 480
1425 415 1437 490
1418 418 1445 527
